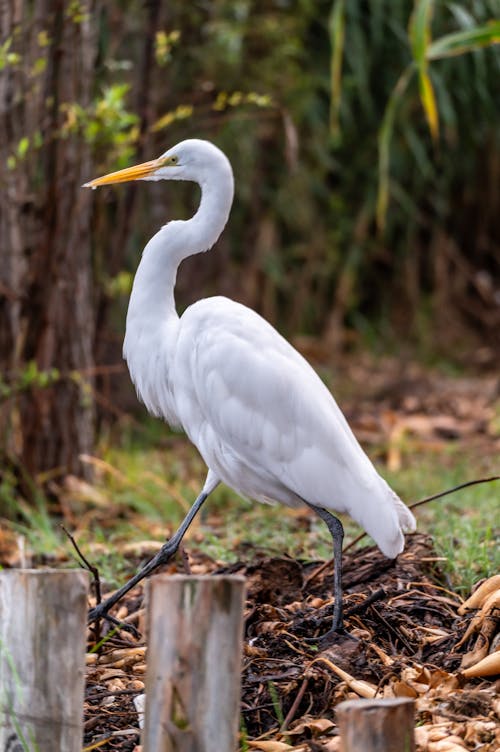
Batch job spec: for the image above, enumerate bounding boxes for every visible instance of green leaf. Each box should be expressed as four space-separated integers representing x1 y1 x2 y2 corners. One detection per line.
427 20 500 59
151 104 193 133
37 30 50 47
377 64 415 232
329 0 345 139
446 3 476 30
0 37 21 70
17 137 30 159
409 2 439 140
32 57 47 75
409 0 435 67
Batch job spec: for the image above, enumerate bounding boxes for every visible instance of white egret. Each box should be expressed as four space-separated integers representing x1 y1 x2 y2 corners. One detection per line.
85 139 416 640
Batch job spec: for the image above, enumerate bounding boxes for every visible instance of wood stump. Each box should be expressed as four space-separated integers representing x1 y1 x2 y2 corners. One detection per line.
336 697 415 752
142 575 245 752
0 570 88 751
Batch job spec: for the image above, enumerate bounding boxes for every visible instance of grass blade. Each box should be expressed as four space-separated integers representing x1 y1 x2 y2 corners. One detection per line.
409 0 435 66
409 1 439 140
419 68 439 140
329 0 346 138
427 20 500 59
377 64 414 232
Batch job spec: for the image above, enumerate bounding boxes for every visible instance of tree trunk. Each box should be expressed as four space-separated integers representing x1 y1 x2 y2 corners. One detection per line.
0 1 98 484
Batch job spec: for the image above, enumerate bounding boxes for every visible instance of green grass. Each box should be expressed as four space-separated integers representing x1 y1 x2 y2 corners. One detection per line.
1 413 498 596
384 451 499 594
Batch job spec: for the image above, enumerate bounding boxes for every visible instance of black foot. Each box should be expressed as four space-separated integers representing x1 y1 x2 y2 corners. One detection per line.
88 603 111 624
87 604 139 636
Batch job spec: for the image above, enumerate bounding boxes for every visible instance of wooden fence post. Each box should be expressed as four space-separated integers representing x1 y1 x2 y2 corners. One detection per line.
142 575 245 752
0 569 89 752
336 697 415 752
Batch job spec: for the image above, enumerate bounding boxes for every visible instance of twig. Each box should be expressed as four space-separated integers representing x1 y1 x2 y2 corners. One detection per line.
408 475 500 511
61 524 102 605
343 475 500 554
61 524 103 642
279 676 309 732
61 525 140 638
344 588 387 618
369 605 413 653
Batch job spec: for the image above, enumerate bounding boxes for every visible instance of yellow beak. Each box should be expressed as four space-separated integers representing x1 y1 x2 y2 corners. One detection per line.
83 159 161 188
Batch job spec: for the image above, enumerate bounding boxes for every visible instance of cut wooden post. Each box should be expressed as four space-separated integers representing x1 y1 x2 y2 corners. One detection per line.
0 569 89 752
142 574 245 752
336 698 415 752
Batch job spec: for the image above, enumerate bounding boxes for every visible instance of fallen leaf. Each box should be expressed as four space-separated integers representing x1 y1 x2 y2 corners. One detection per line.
428 740 468 752
458 576 500 614
392 680 419 698
310 656 377 698
461 650 500 678
288 716 334 736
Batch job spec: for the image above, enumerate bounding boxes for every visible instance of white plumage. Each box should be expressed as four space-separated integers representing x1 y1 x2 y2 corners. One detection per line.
85 138 416 636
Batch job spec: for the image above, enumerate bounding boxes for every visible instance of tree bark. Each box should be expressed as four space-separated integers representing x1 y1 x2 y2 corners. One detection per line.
0 1 98 483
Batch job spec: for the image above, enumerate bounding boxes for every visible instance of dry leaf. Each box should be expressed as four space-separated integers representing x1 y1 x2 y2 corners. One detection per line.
98 647 146 666
462 650 500 678
321 739 341 751
460 610 499 669
98 668 126 681
247 742 294 751
288 717 334 736
458 576 500 614
369 642 394 665
392 680 419 698
311 656 377 698
127 679 145 691
428 668 459 692
463 720 497 745
428 739 468 752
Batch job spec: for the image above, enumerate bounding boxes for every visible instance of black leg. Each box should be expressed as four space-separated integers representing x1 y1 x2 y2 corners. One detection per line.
88 489 209 624
306 503 345 639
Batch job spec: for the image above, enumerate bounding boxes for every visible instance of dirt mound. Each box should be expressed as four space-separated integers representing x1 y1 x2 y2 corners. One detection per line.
84 533 500 751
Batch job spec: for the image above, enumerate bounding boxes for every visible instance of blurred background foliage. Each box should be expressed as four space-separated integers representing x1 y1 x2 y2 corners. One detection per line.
88 0 500 365
1 0 499 481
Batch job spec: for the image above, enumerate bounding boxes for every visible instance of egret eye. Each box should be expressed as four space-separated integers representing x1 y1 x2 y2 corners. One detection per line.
161 155 178 167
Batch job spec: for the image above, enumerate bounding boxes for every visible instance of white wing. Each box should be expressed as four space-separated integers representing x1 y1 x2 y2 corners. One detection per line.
172 296 415 558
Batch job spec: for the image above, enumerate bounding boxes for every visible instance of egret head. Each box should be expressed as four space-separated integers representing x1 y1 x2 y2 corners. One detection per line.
83 139 232 189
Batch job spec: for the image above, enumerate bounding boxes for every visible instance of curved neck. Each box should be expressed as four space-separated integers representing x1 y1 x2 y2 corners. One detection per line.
125 164 234 346
188 169 234 256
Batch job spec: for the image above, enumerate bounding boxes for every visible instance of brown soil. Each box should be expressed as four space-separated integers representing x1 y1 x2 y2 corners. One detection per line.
83 533 500 751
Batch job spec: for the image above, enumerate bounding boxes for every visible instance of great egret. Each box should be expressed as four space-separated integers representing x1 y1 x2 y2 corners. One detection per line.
85 139 416 640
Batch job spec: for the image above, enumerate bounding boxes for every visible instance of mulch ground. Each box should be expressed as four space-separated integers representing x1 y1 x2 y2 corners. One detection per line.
1 358 497 749
83 532 500 751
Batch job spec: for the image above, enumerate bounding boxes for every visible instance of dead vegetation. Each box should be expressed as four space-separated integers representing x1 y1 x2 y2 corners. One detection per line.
1 358 497 750
84 533 500 752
